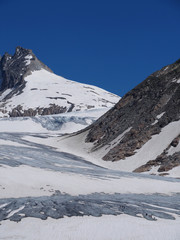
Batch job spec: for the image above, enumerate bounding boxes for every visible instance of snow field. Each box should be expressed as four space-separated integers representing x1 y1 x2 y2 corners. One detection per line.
0 69 120 116
1 215 180 240
1 162 179 199
52 120 180 177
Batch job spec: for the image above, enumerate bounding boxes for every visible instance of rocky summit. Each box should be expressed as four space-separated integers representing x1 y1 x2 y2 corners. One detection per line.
0 47 120 117
82 59 180 176
0 46 52 92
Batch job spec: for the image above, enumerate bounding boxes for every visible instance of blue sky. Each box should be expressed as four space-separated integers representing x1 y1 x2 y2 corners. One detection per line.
0 0 180 96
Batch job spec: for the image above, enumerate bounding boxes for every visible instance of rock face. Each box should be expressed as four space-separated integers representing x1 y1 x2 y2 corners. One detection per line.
134 135 180 175
84 59 180 176
0 47 120 117
8 104 67 117
0 46 52 91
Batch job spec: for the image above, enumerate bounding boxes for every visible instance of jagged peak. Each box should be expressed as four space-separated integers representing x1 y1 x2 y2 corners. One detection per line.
0 47 33 62
0 46 52 91
15 46 31 53
14 46 33 58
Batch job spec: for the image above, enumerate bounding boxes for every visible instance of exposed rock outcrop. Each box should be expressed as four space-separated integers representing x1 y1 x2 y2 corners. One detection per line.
84 59 180 175
0 46 52 92
8 104 67 117
134 135 180 174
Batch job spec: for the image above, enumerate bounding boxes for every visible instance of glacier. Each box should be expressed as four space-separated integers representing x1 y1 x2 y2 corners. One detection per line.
0 110 180 240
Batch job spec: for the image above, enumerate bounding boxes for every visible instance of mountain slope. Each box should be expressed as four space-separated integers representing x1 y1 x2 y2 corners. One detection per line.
0 47 120 117
61 59 180 177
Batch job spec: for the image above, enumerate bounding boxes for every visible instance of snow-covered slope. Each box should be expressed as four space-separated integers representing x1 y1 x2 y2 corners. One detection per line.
0 47 120 117
60 59 180 177
57 120 180 178
0 69 119 117
1 215 180 240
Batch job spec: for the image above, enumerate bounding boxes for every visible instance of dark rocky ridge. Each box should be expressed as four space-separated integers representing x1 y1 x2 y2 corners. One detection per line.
8 104 68 117
0 46 52 92
84 59 180 174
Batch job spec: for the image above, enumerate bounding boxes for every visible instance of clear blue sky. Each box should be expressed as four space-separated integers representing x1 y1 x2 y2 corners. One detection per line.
0 0 180 96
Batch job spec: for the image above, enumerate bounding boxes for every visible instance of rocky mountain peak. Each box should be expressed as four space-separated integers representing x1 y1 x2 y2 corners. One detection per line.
15 46 32 55
0 47 120 118
0 47 52 91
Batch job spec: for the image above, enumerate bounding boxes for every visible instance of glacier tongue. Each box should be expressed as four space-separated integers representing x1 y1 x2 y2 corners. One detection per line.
0 108 109 134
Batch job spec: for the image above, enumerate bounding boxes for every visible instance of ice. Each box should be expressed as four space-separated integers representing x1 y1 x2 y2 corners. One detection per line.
1 163 180 199
0 108 108 133
0 109 179 239
7 206 25 218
